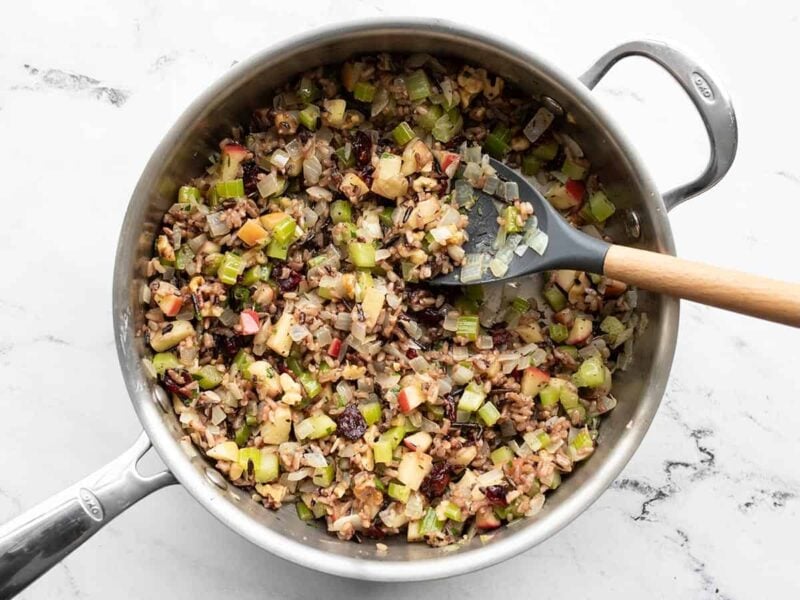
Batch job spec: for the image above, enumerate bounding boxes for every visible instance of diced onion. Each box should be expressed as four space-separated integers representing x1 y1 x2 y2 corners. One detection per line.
207 212 230 237
304 451 328 468
306 186 332 202
460 253 485 283
523 108 554 143
476 335 494 350
443 311 459 332
409 355 430 373
290 324 310 342
336 380 354 403
303 155 322 185
334 312 353 331
271 149 290 169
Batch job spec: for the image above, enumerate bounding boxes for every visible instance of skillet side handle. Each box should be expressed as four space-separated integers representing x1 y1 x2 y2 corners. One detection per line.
0 432 175 598
580 40 738 210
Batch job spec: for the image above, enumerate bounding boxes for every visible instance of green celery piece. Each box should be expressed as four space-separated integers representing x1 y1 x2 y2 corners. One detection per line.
388 482 411 503
241 264 271 287
600 315 625 340
559 388 580 410
380 426 406 449
432 108 463 143
178 185 201 204
298 104 320 131
557 345 579 360
312 461 335 487
490 445 514 466
286 356 303 375
543 286 567 312
175 245 195 271
152 352 180 376
455 315 480 341
478 401 501 426
298 372 322 399
562 157 588 180
571 429 593 450
348 242 376 268
217 252 245 285
503 206 522 233
589 191 616 222
379 206 395 228
214 179 244 199
419 507 443 535
353 81 377 103
267 238 290 260
296 501 315 521
521 154 542 176
255 452 279 483
197 365 223 390
392 121 415 146
548 323 569 343
441 501 463 522
334 145 355 168
233 350 254 379
330 200 353 224
457 382 485 412
372 440 393 464
483 132 509 159
234 424 251 448
406 70 431 101
272 216 297 244
415 104 443 131
245 414 259 427
359 402 382 426
532 140 558 161
332 222 357 246
574 357 605 388
297 77 320 103
538 385 560 408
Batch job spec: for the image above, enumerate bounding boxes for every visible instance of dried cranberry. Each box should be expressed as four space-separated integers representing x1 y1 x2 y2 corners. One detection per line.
163 369 194 399
405 348 418 359
420 462 451 499
352 130 372 167
490 327 511 347
413 306 445 326
483 485 508 507
337 404 367 441
360 525 385 540
211 328 241 359
277 271 302 293
242 161 260 195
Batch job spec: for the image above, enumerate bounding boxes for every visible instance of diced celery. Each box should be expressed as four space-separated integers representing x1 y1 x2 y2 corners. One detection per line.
245 414 259 427
359 402 382 426
310 500 328 519
197 365 223 390
490 446 514 466
589 191 616 223
334 144 355 168
521 155 542 177
456 315 480 341
267 238 290 260
373 440 394 464
298 372 322 399
532 140 559 161
323 99 347 127
241 264 271 287
511 297 530 314
152 352 180 376
355 270 373 303
388 482 411 503
416 104 443 131
557 345 579 360
297 77 320 103
296 501 315 521
234 424 251 448
458 382 485 412
419 507 443 535
571 429 593 450
380 426 406 449
178 185 201 204
312 461 335 487
373 476 387 492
392 121 416 146
286 356 303 376
431 106 462 144
503 206 522 233
379 206 395 228
348 242 376 267
441 501 463 522
454 296 479 316
214 179 245 199
483 126 511 158
299 104 320 131
272 216 297 244
600 315 625 340
234 350 254 379
330 200 353 224
559 388 580 410
237 446 261 472
217 252 245 285
175 245 195 271
353 81 377 102
543 286 567 311
574 357 605 388
562 157 588 180
406 70 431 101
478 401 501 427
296 414 337 440
548 323 569 343
538 385 561 408
255 451 279 483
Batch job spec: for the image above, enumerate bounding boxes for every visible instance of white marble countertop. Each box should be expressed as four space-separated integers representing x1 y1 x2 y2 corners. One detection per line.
2 1 798 598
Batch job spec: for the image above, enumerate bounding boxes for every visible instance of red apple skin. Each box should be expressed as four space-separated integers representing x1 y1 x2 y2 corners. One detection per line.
327 338 342 358
158 295 183 317
565 179 585 203
439 152 460 178
222 143 249 161
398 386 424 414
476 507 502 530
566 318 593 345
239 310 260 335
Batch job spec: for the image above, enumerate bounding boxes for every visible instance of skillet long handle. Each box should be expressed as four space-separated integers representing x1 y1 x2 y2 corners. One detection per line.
0 433 175 598
604 245 800 327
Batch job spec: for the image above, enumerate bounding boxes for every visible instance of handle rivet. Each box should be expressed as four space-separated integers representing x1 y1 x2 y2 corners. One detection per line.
624 209 641 240
204 467 228 490
152 386 171 413
541 95 564 116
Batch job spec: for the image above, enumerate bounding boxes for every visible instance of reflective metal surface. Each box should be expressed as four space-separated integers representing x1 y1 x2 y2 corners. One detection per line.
0 19 737 590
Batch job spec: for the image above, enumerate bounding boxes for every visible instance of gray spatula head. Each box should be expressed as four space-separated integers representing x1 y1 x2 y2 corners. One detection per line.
433 158 610 286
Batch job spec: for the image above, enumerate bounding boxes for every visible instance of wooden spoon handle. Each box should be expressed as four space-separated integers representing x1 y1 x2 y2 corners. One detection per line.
604 245 800 327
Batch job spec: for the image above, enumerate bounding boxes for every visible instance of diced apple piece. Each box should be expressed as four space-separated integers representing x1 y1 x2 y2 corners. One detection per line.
239 309 260 335
219 143 250 181
398 384 425 414
602 277 628 298
260 406 293 444
515 323 543 343
475 506 501 530
371 175 408 199
260 212 291 231
339 172 369 201
207 441 239 462
451 445 478 466
401 138 433 176
554 270 577 293
566 317 593 346
156 294 183 317
403 431 433 453
267 310 294 357
547 183 583 210
237 219 268 246
150 320 194 352
397 451 433 491
361 288 385 329
520 367 551 398
435 150 461 178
